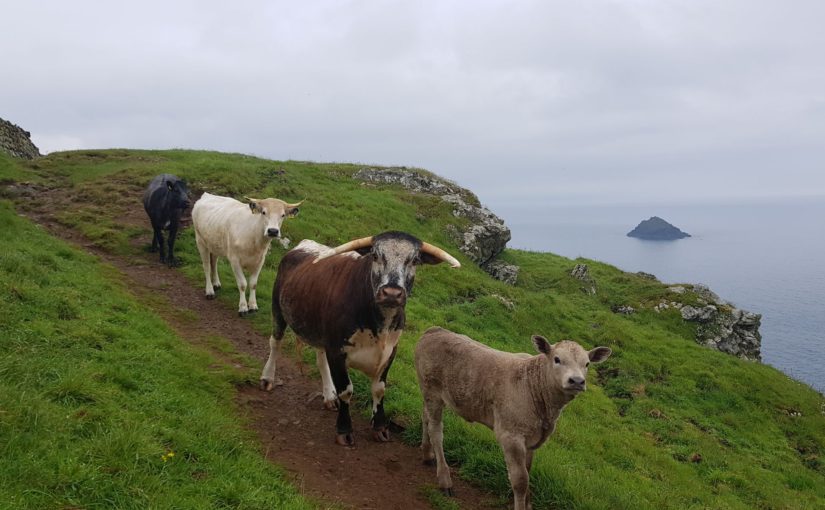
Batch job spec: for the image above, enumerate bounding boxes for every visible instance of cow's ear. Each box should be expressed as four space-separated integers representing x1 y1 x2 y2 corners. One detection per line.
355 246 373 256
287 207 299 218
417 252 442 265
532 335 553 355
166 180 174 191
249 201 260 214
588 346 612 363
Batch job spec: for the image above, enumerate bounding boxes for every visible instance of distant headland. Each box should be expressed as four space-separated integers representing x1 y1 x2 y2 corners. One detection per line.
627 216 691 240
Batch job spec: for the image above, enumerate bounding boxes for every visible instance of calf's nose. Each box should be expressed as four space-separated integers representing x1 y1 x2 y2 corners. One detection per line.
266 228 280 237
568 376 585 386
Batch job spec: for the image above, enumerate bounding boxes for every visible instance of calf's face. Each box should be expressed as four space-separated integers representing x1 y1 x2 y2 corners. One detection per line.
532 336 612 395
248 198 301 238
166 179 190 209
365 232 442 308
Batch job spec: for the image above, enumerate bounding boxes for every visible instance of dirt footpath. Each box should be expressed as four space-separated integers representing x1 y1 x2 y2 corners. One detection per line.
16 186 500 510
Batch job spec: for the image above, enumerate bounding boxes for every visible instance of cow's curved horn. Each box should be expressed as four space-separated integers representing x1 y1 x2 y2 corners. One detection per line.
420 242 461 268
313 236 373 264
287 199 305 208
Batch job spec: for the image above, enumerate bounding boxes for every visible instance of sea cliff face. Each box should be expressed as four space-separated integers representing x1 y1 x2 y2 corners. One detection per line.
0 117 41 160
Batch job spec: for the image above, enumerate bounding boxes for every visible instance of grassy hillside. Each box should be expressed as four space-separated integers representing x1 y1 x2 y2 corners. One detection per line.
3 149 825 509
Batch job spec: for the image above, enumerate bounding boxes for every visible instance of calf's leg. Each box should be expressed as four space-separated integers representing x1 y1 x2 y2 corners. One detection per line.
166 224 180 267
327 351 354 446
498 434 530 510
424 397 452 495
195 234 215 298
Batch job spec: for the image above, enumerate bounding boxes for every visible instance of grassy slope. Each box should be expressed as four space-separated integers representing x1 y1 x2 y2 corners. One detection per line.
0 196 314 508
4 149 825 509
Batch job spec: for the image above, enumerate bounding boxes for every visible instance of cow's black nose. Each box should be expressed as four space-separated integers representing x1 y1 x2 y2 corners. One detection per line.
267 228 280 237
568 376 585 386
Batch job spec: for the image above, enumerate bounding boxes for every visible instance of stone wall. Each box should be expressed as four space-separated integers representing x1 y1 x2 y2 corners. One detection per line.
0 117 41 159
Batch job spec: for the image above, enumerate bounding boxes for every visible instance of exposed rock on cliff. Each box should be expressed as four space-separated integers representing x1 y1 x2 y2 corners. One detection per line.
570 263 597 295
354 167 517 283
628 216 690 240
0 118 41 159
656 284 762 361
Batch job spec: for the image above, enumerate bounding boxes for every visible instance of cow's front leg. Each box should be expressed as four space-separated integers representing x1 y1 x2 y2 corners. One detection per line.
371 346 397 442
228 257 249 316
326 350 354 446
498 433 530 510
166 224 180 267
246 252 267 313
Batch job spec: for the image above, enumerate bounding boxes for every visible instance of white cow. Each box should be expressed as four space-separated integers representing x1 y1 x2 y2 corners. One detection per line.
191 192 302 315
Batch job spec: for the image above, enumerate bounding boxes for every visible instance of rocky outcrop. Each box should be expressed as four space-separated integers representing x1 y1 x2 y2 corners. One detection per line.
570 263 597 295
655 284 761 361
0 118 41 159
353 167 517 284
628 216 690 240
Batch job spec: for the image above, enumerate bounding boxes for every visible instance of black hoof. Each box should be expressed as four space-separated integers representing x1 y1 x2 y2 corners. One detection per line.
239 310 248 317
248 308 258 314
167 258 182 268
213 284 221 291
441 487 455 497
205 294 216 300
335 433 354 446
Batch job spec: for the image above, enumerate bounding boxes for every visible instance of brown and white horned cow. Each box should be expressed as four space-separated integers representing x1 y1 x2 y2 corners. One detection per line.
415 327 611 510
261 232 460 446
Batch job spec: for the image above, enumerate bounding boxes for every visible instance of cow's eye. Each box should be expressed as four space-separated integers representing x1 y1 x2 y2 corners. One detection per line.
281 213 285 218
585 362 590 368
554 356 561 364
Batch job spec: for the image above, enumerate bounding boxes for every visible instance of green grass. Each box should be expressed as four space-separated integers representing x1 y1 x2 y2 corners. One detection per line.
4 149 825 509
0 200 314 509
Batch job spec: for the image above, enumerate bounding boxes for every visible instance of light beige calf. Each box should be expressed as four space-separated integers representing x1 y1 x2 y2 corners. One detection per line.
414 327 611 510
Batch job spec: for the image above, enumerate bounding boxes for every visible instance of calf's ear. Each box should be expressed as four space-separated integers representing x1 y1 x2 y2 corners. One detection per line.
287 207 300 217
588 346 612 363
532 335 553 355
248 201 260 214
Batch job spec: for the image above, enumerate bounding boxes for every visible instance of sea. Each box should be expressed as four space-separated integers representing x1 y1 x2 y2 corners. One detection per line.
494 198 825 395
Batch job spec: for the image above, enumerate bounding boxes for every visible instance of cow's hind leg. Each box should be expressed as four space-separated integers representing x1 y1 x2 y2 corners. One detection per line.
327 350 354 446
195 233 215 299
424 396 452 495
371 346 397 442
260 290 287 391
210 253 221 290
155 227 166 263
316 349 338 410
228 257 249 316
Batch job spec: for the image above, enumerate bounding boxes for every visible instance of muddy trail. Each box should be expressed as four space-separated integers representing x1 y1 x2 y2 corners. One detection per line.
12 182 501 510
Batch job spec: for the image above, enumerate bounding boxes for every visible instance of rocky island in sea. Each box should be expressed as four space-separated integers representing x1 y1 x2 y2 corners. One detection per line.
627 216 691 240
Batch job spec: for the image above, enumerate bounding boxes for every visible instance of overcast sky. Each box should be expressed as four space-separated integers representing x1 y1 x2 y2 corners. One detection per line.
3 0 824 208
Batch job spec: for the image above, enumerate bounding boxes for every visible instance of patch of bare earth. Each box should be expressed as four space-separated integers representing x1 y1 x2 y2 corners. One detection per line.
12 183 501 510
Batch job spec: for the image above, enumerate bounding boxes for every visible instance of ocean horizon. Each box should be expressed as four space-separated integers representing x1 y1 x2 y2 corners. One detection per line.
494 196 825 395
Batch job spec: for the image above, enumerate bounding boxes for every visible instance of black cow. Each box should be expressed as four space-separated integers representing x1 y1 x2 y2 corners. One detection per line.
260 231 460 445
143 174 190 267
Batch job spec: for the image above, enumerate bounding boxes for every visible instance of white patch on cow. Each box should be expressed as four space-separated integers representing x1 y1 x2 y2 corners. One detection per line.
371 379 386 413
338 383 354 403
295 240 359 259
316 349 337 404
344 328 402 378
